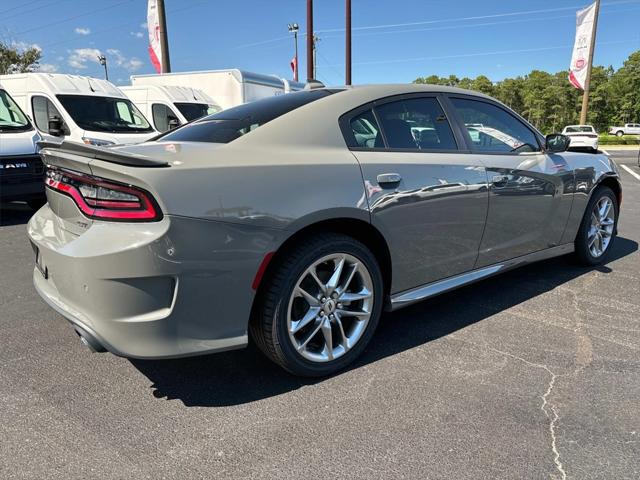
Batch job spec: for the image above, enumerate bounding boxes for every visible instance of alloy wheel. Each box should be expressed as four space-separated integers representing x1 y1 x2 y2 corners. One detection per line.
287 253 374 363
588 196 615 258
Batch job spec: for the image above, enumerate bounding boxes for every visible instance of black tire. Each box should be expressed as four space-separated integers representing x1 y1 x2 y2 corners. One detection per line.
250 233 384 377
615 131 624 138
573 186 618 266
27 197 46 210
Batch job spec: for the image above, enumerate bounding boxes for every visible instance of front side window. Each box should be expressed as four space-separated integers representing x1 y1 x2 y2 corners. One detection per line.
56 95 153 133
152 103 178 133
450 97 540 153
0 89 31 132
159 89 337 144
32 95 64 133
375 97 457 150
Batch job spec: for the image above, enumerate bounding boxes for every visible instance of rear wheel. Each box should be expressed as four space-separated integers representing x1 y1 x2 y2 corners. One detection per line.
573 186 618 265
250 233 383 377
615 130 624 137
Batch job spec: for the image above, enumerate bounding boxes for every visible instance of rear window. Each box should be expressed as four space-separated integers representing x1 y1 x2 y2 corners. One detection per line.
565 126 594 133
158 89 337 143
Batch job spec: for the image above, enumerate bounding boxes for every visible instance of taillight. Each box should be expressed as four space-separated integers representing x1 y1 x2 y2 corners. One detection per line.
45 167 162 222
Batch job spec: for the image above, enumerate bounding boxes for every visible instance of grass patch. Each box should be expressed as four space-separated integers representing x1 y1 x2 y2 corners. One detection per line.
598 134 640 145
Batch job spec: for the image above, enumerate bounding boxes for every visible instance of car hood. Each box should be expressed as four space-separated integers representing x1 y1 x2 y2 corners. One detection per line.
0 129 40 156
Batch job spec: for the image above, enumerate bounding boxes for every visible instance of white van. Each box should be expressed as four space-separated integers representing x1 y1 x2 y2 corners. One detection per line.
0 85 44 208
120 84 221 133
0 73 157 146
130 69 305 111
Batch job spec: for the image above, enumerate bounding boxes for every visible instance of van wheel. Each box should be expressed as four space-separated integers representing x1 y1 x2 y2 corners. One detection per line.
574 186 618 265
250 233 383 377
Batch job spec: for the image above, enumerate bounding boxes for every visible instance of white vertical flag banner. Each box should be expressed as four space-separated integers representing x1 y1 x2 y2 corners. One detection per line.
569 2 597 90
147 0 162 73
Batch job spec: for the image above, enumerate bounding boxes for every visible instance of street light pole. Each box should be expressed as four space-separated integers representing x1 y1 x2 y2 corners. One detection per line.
346 0 352 85
288 23 299 82
306 0 314 81
97 55 108 80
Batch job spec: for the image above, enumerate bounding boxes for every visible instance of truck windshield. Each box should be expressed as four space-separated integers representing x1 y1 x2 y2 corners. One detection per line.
159 89 337 144
57 95 153 133
0 89 32 132
174 103 213 122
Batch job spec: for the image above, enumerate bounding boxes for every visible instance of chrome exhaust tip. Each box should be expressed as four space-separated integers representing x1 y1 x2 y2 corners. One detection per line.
74 327 107 353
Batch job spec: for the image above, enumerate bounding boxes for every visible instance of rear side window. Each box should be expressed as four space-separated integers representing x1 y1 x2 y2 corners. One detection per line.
349 110 382 148
375 97 457 150
450 98 540 153
159 89 337 143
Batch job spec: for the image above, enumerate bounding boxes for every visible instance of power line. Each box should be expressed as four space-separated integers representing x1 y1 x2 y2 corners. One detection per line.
14 0 135 36
0 0 48 17
321 39 632 69
234 0 640 50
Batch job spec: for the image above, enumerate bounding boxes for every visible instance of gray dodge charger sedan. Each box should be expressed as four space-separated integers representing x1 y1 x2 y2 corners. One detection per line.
28 84 621 376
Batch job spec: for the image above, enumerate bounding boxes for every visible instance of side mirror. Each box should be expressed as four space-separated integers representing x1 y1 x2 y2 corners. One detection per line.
48 115 64 137
168 117 180 130
545 133 570 153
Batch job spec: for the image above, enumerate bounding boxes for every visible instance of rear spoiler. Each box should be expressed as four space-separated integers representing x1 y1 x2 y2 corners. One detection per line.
37 141 170 168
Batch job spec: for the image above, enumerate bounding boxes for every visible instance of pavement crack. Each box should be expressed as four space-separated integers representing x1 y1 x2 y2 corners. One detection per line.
458 340 569 480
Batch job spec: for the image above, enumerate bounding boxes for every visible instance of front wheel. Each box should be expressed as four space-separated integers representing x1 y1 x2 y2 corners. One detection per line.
250 233 384 377
573 186 618 265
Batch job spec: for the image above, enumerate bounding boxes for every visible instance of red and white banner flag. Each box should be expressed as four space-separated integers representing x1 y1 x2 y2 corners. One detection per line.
290 56 297 75
568 2 597 90
147 0 162 73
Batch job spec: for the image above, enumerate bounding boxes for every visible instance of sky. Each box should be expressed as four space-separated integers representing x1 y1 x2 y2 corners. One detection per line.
1 0 639 87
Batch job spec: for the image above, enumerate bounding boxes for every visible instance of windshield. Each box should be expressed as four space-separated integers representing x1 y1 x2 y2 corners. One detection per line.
159 89 338 144
174 102 218 122
57 95 153 133
0 89 31 132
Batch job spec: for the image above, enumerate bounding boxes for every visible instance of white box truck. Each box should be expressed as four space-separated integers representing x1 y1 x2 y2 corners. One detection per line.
0 84 44 208
0 73 157 146
130 69 305 111
120 84 221 133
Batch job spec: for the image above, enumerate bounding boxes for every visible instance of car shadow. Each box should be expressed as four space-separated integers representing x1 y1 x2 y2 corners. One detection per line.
0 202 34 227
131 237 638 407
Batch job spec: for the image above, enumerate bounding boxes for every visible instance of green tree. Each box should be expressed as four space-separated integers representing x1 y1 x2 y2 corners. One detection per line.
0 41 41 74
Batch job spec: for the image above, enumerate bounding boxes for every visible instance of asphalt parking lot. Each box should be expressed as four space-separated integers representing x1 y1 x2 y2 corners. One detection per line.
1 152 639 479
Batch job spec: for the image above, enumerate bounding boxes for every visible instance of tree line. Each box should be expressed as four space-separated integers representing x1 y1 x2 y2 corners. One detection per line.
414 50 640 134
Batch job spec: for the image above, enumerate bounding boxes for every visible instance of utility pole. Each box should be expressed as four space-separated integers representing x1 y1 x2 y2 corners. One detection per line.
288 23 299 82
97 55 108 80
345 0 352 85
157 0 171 73
306 0 314 81
580 0 600 125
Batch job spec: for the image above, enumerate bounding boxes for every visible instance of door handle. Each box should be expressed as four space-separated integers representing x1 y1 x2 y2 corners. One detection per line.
377 173 402 187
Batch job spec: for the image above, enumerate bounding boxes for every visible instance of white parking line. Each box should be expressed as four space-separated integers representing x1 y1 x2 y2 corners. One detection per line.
620 164 640 182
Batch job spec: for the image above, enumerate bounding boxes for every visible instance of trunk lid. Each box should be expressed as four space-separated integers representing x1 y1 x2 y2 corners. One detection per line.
38 141 169 235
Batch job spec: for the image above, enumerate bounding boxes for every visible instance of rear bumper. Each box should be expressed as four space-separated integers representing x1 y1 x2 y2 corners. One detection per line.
568 137 598 149
28 204 279 359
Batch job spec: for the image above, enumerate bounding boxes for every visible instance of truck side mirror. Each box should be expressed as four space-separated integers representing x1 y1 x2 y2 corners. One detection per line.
168 117 180 130
48 115 64 137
